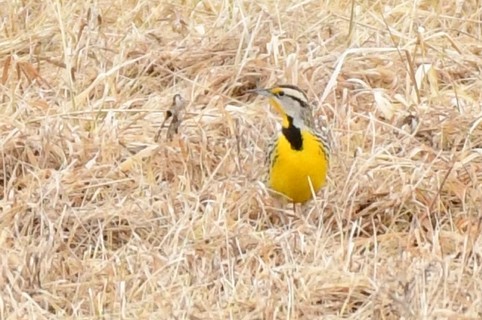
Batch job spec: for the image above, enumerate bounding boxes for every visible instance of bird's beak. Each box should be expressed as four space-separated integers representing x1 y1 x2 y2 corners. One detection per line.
246 88 271 97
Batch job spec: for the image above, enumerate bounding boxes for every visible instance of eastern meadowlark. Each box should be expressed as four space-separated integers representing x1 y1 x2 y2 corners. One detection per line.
249 85 329 204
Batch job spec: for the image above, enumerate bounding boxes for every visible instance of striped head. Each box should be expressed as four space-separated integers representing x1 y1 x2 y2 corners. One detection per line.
249 84 313 128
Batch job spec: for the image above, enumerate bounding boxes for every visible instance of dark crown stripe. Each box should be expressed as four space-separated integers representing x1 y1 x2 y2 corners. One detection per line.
277 85 309 108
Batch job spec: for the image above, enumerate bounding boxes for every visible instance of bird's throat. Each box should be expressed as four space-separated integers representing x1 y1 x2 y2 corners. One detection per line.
282 116 303 151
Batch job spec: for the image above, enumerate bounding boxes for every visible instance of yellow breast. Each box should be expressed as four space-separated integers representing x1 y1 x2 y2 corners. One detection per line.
269 130 329 203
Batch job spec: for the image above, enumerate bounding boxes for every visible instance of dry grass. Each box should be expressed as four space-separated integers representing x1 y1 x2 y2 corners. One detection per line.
1 0 482 318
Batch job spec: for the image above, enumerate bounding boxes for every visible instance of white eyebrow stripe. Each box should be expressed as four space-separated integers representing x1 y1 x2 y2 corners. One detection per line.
280 88 309 108
282 88 308 104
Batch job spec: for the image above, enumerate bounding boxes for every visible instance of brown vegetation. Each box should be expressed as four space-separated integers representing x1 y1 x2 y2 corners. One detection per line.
1 0 482 318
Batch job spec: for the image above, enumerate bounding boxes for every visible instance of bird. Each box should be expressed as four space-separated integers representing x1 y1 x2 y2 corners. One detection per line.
248 84 329 205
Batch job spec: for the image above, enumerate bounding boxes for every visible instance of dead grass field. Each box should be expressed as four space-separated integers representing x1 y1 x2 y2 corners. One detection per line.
1 0 482 318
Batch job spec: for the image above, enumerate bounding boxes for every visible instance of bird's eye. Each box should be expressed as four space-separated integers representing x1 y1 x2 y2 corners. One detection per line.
277 91 285 97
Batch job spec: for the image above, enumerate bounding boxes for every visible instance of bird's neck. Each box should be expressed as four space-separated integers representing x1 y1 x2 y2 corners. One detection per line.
282 115 303 150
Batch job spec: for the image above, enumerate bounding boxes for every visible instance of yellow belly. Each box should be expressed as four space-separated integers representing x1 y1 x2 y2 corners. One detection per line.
269 131 329 203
